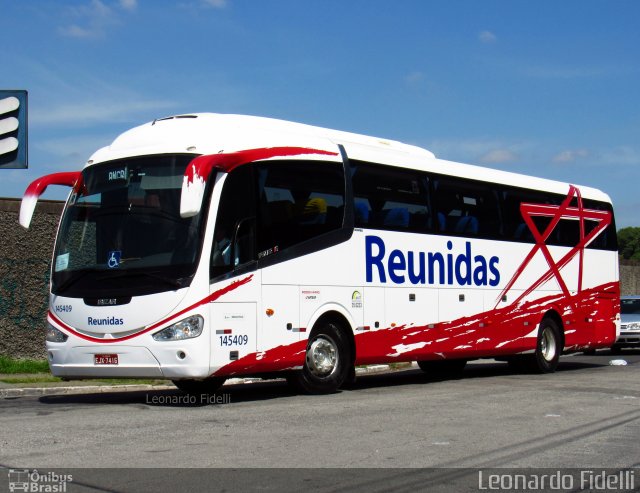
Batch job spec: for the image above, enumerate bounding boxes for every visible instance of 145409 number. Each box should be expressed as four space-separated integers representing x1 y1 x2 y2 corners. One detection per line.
219 335 249 346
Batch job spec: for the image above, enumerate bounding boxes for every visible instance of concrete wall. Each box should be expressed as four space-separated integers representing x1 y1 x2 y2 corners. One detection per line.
1 196 640 359
0 198 63 359
620 264 640 296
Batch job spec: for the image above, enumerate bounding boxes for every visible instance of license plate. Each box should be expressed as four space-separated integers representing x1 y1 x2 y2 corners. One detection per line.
94 354 118 365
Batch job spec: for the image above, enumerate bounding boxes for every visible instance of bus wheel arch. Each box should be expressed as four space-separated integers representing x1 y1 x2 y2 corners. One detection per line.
288 310 354 394
311 310 356 370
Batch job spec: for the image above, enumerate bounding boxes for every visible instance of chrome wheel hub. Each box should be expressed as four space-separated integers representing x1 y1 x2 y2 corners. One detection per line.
541 327 557 362
307 336 338 378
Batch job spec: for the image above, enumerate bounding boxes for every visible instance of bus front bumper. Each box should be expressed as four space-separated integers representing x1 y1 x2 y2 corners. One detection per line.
47 344 211 380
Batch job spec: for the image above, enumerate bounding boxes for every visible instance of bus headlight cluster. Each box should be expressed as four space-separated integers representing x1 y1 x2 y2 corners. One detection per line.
46 323 68 343
153 315 204 341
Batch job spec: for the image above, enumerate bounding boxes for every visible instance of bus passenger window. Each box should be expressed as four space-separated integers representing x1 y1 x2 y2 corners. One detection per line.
433 178 501 239
257 161 345 255
351 161 431 233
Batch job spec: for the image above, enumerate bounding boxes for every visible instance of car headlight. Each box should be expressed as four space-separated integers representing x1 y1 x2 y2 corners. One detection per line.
622 322 640 331
46 323 68 343
152 315 204 341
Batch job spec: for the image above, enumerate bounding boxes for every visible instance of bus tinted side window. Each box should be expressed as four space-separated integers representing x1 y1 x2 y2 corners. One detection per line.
501 187 549 243
351 161 431 233
583 199 618 251
501 188 579 246
500 189 616 250
433 177 501 238
257 161 345 256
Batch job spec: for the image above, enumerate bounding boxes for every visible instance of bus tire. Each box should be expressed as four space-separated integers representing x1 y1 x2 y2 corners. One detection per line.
288 322 350 394
417 359 467 376
522 317 562 373
172 376 226 395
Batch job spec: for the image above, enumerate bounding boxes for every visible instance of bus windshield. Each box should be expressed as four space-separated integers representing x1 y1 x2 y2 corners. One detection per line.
52 154 207 297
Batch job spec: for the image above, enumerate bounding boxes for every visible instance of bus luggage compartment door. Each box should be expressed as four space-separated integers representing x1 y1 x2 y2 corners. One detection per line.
210 302 257 367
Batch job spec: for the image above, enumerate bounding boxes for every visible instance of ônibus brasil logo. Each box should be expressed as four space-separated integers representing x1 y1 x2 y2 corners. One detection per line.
7 469 73 492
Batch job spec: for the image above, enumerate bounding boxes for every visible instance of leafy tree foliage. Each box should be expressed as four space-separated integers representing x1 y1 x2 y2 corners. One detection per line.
618 227 640 261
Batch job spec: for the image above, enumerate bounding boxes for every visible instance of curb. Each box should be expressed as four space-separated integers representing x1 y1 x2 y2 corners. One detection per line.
0 363 408 398
0 384 176 398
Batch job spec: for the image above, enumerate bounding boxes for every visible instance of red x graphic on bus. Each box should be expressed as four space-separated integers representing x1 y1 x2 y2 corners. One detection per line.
496 185 612 308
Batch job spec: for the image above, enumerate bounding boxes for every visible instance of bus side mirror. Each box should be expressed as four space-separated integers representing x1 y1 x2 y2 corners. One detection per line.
19 171 82 228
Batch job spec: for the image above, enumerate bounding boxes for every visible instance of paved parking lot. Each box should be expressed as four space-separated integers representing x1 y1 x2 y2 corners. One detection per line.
1 352 638 472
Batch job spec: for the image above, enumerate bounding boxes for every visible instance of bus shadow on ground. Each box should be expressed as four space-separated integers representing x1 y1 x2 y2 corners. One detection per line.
36 354 621 408
348 357 607 391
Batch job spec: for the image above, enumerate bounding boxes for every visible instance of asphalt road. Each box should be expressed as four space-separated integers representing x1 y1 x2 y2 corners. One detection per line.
1 351 639 492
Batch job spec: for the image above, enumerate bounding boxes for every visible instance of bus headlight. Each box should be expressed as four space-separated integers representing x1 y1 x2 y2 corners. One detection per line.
46 323 68 343
152 315 204 341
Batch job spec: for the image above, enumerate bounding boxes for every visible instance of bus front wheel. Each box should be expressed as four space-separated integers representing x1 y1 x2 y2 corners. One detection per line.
172 376 226 395
288 322 350 394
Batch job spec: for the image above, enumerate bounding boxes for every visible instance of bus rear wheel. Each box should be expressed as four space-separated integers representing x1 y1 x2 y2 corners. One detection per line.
512 318 562 374
172 376 226 395
288 322 350 394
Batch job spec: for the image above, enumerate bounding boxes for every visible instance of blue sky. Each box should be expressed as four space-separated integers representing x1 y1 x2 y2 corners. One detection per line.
1 0 639 227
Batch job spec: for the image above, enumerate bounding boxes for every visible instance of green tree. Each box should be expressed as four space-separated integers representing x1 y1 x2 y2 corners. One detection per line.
618 227 640 261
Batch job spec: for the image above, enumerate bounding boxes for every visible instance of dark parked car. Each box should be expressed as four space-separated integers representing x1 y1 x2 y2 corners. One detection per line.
614 295 640 351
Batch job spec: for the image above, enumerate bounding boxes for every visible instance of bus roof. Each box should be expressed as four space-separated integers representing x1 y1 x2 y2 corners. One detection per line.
87 112 612 204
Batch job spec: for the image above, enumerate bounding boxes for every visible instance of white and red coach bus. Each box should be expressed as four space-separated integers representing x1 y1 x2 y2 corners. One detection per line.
19 113 619 394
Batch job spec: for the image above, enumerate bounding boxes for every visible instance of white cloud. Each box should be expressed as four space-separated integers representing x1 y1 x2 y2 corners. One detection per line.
551 147 640 167
35 134 116 164
58 0 136 39
552 149 589 163
203 0 227 8
480 148 517 164
31 99 179 127
405 71 425 85
521 65 608 79
598 146 640 166
119 0 137 11
478 30 497 44
58 24 95 39
427 138 528 163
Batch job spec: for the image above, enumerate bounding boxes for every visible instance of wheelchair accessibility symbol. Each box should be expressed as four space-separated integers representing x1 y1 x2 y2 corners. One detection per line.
107 251 122 269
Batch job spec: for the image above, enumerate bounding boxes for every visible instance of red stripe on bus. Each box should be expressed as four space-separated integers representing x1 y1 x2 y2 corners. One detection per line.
184 147 338 186
212 281 619 378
